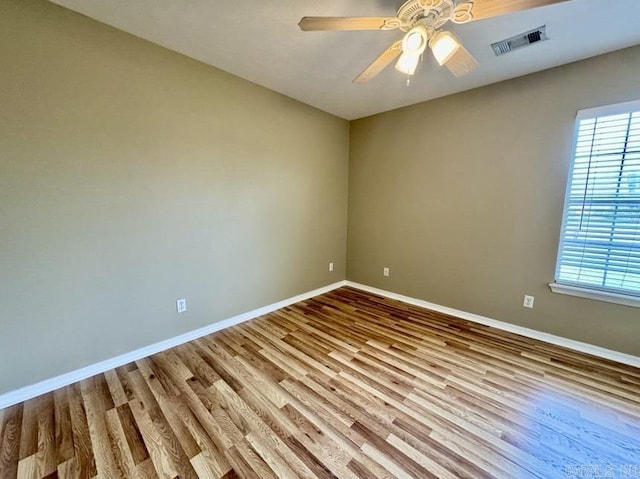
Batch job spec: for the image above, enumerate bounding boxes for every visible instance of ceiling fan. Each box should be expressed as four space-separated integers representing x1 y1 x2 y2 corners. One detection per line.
298 0 568 83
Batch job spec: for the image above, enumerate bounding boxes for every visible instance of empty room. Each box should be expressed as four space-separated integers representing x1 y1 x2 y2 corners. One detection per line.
1 0 640 478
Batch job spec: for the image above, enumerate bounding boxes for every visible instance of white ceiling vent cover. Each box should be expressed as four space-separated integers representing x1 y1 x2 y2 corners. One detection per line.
492 26 548 56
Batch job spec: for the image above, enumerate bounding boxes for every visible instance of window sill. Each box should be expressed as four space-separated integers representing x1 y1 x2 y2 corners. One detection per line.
548 283 640 308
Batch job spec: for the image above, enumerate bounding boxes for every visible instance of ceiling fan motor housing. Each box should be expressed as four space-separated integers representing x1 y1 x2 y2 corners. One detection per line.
396 0 455 31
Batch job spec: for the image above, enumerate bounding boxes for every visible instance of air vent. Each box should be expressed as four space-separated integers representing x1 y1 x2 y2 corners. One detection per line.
491 26 548 56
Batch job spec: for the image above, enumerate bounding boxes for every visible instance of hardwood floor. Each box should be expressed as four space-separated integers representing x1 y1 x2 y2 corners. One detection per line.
1 286 639 478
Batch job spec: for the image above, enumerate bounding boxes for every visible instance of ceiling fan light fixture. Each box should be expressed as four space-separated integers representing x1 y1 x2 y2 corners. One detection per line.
430 30 461 65
395 52 420 75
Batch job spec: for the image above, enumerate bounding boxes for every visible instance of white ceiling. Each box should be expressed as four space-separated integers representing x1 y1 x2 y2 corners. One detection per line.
49 0 640 120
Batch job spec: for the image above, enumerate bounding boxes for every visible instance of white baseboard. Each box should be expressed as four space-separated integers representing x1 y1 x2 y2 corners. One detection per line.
4 279 637 409
346 281 640 369
0 280 347 410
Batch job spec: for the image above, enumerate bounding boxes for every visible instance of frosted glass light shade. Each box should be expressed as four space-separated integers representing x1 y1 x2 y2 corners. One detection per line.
402 25 428 56
395 52 419 75
431 31 461 66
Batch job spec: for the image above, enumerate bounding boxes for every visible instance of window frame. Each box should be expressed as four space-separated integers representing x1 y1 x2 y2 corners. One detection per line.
550 99 640 308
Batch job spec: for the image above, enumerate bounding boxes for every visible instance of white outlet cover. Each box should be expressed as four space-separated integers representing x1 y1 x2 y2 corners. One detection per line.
176 298 187 313
523 295 534 308
383 267 390 277
329 262 334 272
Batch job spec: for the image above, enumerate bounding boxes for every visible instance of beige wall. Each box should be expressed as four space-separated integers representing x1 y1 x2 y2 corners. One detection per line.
0 0 349 394
348 45 640 356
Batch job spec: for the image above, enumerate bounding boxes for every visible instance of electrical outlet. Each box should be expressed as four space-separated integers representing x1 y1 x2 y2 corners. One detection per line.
176 298 187 313
329 262 334 272
523 295 534 309
383 267 390 277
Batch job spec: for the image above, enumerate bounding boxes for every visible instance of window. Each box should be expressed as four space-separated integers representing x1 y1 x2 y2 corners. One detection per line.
551 100 640 307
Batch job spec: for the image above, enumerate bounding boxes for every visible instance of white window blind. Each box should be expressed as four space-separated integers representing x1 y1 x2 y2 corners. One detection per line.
554 100 640 300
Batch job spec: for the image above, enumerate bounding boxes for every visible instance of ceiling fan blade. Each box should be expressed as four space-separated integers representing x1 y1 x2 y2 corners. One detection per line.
353 41 403 84
443 43 477 77
298 16 400 31
452 0 569 23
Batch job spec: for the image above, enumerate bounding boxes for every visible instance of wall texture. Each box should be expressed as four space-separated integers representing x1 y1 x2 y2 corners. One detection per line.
348 45 640 356
0 0 349 394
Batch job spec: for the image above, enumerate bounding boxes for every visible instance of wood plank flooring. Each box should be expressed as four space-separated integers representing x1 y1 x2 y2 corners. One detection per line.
1 286 639 478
